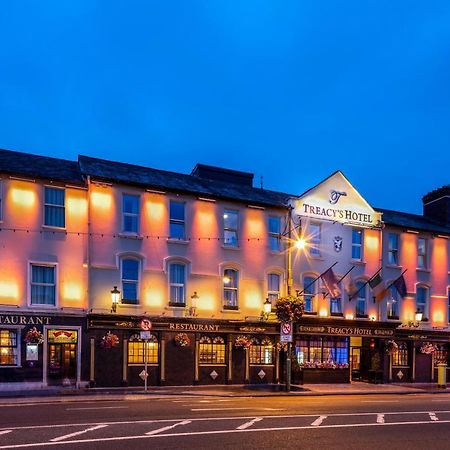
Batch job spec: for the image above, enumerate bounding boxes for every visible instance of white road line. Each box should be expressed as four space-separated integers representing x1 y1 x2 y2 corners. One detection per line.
145 420 191 436
0 431 12 436
50 425 108 442
377 414 385 424
311 415 327 426
361 400 399 403
191 408 284 412
236 418 263 430
429 412 439 421
65 407 129 411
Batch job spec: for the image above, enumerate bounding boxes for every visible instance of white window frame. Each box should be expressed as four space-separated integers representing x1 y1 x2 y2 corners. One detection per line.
169 200 186 240
388 233 399 265
28 262 58 308
43 186 65 229
416 285 429 319
268 216 282 252
309 223 321 257
0 327 22 368
387 284 400 319
120 257 141 304
351 228 363 261
122 193 140 234
223 210 239 247
417 237 427 269
267 272 281 307
223 268 239 310
355 280 367 317
303 273 318 313
168 262 186 306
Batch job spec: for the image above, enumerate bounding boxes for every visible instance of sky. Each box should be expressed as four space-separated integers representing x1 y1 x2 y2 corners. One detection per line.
0 1 449 214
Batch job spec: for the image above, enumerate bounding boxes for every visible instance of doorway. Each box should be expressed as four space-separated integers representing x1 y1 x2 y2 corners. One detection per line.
48 344 77 384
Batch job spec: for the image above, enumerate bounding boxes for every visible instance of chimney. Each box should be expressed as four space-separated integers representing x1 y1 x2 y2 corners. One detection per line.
191 164 254 187
422 185 450 225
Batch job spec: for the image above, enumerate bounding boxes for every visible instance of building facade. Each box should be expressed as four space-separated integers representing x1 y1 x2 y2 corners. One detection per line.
0 148 449 389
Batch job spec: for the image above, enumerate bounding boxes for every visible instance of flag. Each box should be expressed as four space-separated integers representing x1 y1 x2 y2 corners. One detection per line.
369 272 387 302
321 268 341 298
344 275 358 299
393 274 407 298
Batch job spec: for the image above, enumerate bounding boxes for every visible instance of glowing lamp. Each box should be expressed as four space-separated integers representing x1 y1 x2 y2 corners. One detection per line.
319 308 328 318
345 313 354 320
263 298 272 315
223 276 231 284
295 238 306 250
415 309 423 323
111 286 121 313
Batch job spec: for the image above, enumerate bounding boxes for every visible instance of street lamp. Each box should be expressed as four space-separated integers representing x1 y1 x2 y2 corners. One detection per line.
262 297 272 320
111 286 120 313
189 291 199 317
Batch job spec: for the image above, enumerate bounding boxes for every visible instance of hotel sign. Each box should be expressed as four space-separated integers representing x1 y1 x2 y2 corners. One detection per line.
298 325 394 337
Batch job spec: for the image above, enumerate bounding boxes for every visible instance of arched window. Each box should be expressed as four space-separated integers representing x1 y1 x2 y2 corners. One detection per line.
249 337 274 365
355 281 367 317
128 333 158 364
303 276 317 313
223 269 238 310
121 258 140 304
199 336 225 364
267 273 280 306
387 285 399 319
168 263 186 306
392 342 408 367
416 286 429 318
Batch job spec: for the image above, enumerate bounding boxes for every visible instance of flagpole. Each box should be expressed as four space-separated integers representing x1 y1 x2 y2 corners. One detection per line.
323 265 355 299
349 267 382 301
385 269 408 292
296 262 338 297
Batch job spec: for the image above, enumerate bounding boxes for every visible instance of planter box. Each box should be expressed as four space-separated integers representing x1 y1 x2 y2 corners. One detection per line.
298 368 350 384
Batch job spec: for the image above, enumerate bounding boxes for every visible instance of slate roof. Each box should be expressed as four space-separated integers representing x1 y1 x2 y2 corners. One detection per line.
376 208 450 235
0 148 83 184
78 155 293 208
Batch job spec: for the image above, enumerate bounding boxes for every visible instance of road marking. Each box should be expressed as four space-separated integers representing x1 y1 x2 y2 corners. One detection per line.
311 415 327 426
0 431 12 436
145 420 191 436
50 425 108 442
236 418 263 430
377 414 385 424
66 407 129 411
191 408 284 412
361 400 399 403
429 412 439 421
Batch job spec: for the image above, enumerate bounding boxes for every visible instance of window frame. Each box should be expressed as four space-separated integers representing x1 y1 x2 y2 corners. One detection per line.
169 200 186 240
127 334 159 365
268 216 282 252
29 262 57 307
0 328 20 367
387 233 399 265
267 272 281 308
199 336 226 365
309 223 321 257
416 285 429 319
249 337 274 365
120 257 141 304
43 186 66 229
122 193 140 234
223 209 239 247
355 280 368 318
168 262 186 307
392 341 409 367
417 237 428 269
351 228 363 261
303 274 318 314
387 285 400 320
223 268 239 310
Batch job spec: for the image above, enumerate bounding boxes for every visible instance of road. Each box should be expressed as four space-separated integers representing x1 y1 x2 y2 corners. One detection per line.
1 393 450 449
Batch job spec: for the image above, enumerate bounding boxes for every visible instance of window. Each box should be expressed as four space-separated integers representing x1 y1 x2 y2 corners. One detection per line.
355 281 367 317
0 330 18 366
169 263 186 306
267 273 280 306
434 344 448 365
128 334 159 364
416 286 428 318
388 233 399 265
268 216 281 252
223 210 238 247
249 337 274 364
351 229 362 260
121 258 140 304
122 194 139 233
295 337 349 366
309 223 321 257
303 276 316 313
169 201 185 239
44 187 65 228
330 297 342 315
387 285 399 319
30 264 56 306
199 336 225 364
392 342 408 366
417 238 427 269
223 269 238 310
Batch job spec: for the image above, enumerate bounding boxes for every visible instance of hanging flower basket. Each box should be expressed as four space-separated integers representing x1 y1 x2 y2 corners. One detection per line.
419 343 438 354
174 333 190 347
234 335 251 349
275 295 304 323
24 327 44 344
100 331 119 349
385 340 398 355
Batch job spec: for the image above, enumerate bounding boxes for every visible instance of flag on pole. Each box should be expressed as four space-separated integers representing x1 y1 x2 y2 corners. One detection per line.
393 274 407 298
321 268 341 298
368 272 387 302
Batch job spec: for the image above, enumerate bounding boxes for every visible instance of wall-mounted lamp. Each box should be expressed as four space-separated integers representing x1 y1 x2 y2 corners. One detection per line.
111 286 120 313
295 238 306 250
189 291 199 317
262 298 272 321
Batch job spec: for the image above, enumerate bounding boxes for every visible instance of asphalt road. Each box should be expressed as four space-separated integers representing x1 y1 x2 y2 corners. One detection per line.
1 393 450 449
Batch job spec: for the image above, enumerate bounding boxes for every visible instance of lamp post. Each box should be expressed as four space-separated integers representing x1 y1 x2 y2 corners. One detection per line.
111 286 120 313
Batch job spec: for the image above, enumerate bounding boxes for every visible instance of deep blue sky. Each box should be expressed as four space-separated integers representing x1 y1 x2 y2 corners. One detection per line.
1 1 449 214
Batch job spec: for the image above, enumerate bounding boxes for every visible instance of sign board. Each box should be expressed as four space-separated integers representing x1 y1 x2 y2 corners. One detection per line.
280 321 293 343
139 370 148 380
140 331 151 340
140 318 152 331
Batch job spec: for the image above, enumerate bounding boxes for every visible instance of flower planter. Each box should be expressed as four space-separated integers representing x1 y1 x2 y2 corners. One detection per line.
299 368 350 384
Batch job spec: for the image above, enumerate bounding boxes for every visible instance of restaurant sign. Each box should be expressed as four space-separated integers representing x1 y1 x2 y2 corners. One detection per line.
0 315 51 325
298 325 394 337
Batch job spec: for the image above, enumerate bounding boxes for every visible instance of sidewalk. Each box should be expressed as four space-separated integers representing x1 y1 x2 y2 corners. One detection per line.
0 382 449 402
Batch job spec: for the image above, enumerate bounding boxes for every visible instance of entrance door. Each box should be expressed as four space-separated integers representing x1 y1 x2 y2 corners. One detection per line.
48 344 77 385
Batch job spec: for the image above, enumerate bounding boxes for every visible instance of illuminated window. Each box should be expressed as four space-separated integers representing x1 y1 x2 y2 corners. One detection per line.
199 336 225 364
122 194 139 233
355 281 367 317
392 342 408 366
268 216 281 252
417 238 427 269
309 223 321 257
30 264 56 306
128 334 158 364
223 268 238 310
169 201 185 239
44 187 65 228
330 297 342 315
295 337 349 365
249 337 274 365
303 276 316 313
121 258 140 304
223 210 238 247
0 330 18 366
351 229 363 260
387 285 399 319
388 233 399 265
169 263 186 306
416 286 428 318
267 273 280 307
434 344 448 365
